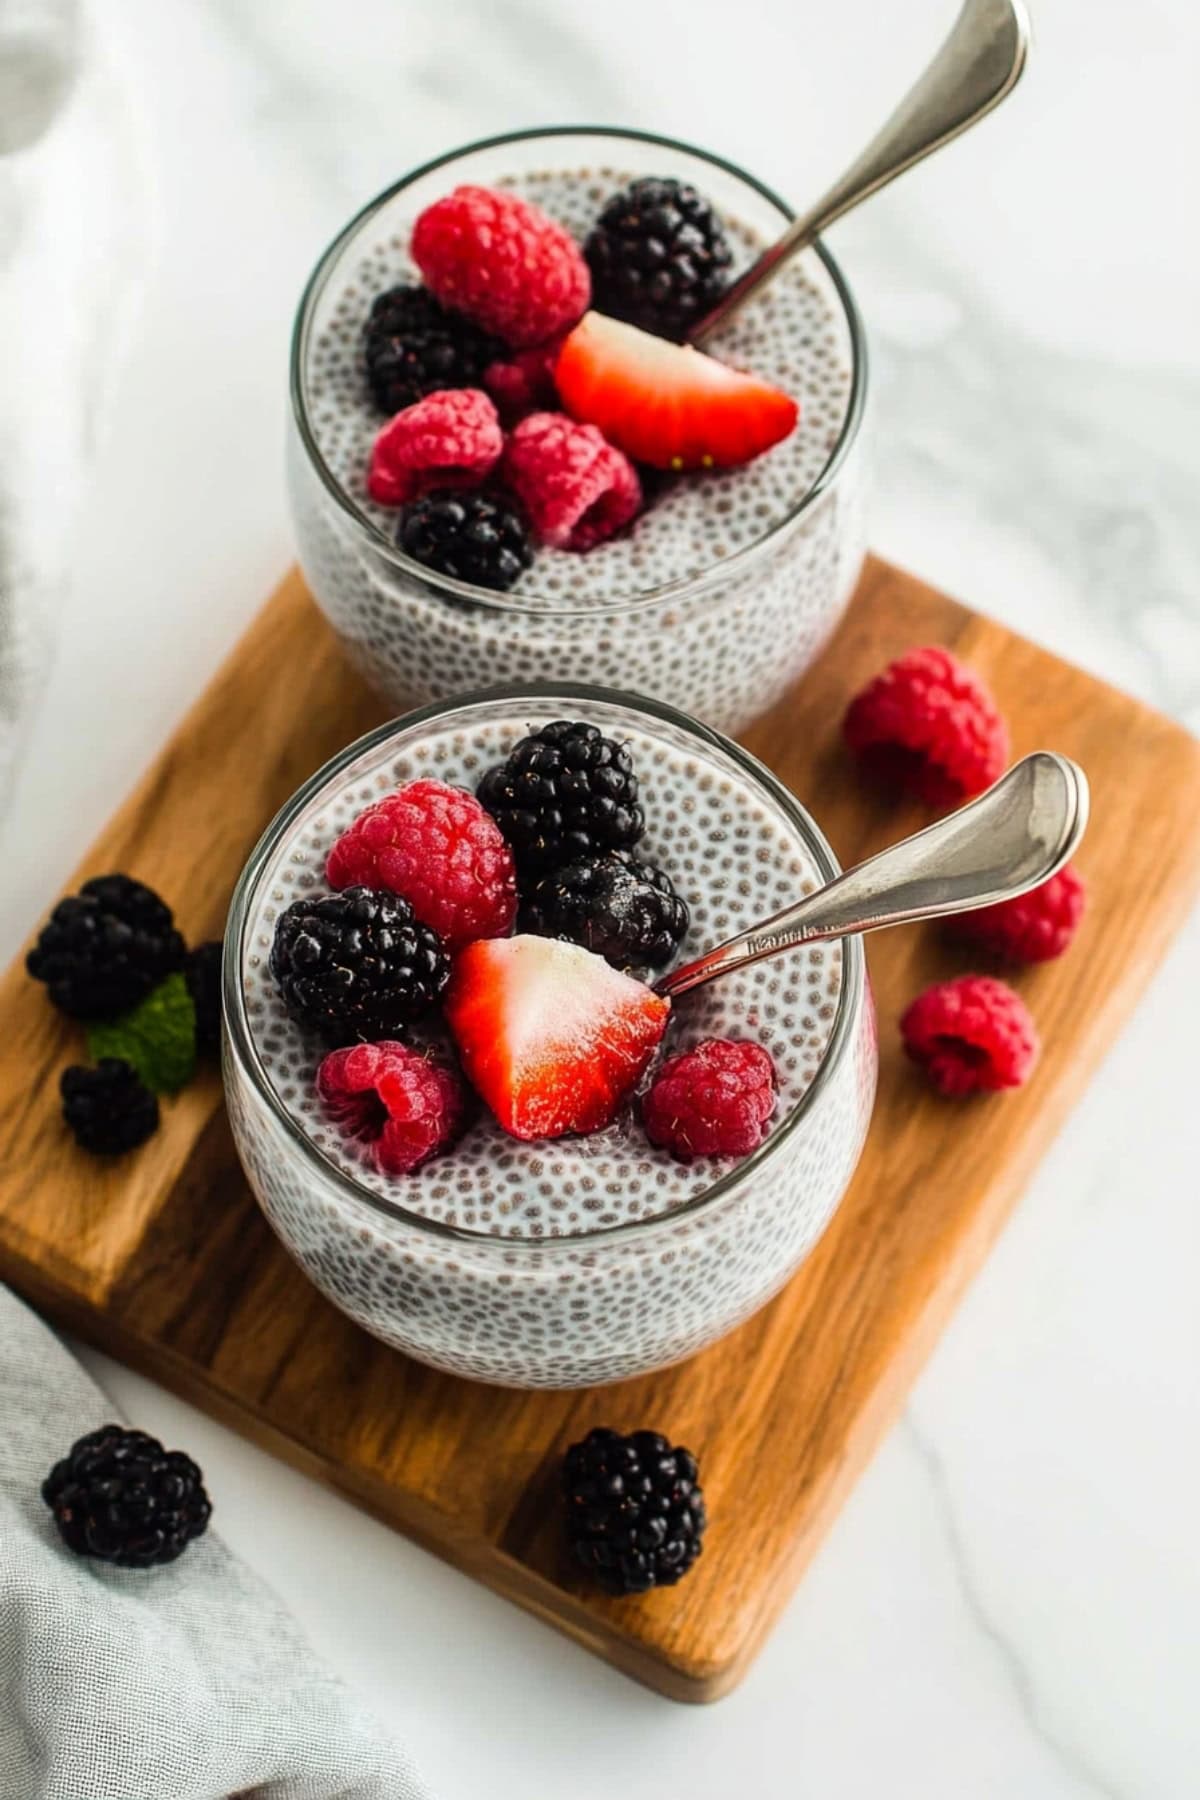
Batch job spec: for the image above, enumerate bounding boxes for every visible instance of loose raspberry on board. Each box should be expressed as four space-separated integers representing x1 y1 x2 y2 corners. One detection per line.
843 645 1009 808
900 975 1038 1097
949 864 1086 963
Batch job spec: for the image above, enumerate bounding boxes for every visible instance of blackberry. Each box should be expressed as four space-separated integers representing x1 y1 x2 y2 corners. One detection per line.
60 1059 159 1154
522 849 689 970
27 873 186 1020
269 886 449 1044
185 940 224 1053
584 177 734 341
563 1427 706 1596
477 720 644 878
43 1424 211 1568
364 282 501 413
399 489 533 593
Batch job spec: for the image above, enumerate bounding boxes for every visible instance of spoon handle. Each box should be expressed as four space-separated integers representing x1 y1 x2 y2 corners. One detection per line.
656 752 1088 1001
690 0 1030 346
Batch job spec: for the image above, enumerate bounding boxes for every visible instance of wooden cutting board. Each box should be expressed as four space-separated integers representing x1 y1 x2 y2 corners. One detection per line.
1 559 1198 1702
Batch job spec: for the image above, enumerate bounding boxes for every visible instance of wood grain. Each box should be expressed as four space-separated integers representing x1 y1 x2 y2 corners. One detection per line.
1 559 1197 1701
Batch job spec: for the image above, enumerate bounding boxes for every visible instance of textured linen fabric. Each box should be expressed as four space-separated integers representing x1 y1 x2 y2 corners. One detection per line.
0 1285 432 1800
0 1 146 815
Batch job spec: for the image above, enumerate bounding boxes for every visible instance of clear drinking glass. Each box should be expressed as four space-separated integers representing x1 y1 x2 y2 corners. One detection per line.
287 127 869 737
223 685 877 1389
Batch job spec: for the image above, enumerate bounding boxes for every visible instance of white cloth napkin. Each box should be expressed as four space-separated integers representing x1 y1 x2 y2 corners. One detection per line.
0 0 144 814
0 1284 432 1800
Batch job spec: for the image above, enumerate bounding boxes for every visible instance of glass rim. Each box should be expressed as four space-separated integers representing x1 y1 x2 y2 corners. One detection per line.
288 123 869 619
223 681 867 1253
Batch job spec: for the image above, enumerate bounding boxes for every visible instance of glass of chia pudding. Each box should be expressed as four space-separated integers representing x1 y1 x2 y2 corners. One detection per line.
223 684 877 1389
288 127 868 737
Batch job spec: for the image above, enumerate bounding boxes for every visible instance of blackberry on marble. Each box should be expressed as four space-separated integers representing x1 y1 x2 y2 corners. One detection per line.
584 177 733 341
398 489 533 592
60 1059 159 1155
521 849 688 970
43 1424 211 1568
563 1426 706 1594
477 720 644 878
364 283 501 413
27 873 186 1020
269 887 448 1045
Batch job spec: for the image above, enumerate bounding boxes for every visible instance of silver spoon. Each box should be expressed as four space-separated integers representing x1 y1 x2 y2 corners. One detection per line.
656 751 1087 1000
690 0 1031 346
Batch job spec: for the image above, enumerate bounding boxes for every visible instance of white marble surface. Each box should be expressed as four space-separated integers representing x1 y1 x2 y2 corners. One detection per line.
2 0 1199 1793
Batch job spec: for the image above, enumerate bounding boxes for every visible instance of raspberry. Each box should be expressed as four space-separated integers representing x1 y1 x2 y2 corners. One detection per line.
326 778 517 952
412 184 590 348
900 975 1038 1097
642 1037 777 1161
367 388 502 507
317 1041 464 1175
949 864 1086 963
483 342 561 421
504 413 642 551
844 645 1009 807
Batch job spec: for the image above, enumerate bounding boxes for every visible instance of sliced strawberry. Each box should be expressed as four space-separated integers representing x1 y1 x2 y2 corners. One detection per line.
553 310 799 471
444 935 669 1141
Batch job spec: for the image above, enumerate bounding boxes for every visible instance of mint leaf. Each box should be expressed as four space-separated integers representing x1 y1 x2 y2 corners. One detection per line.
87 971 197 1093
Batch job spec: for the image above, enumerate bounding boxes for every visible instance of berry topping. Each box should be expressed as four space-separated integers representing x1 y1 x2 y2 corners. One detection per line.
412 183 591 348
642 1037 777 1161
563 1427 706 1596
185 940 224 1053
27 873 186 1021
326 778 518 951
522 849 689 971
269 887 449 1045
900 975 1039 1097
483 341 561 420
363 282 501 414
477 719 645 878
43 1424 211 1568
584 176 734 342
397 488 533 592
444 935 669 1141
948 863 1087 963
367 388 502 507
60 1059 160 1155
86 969 197 1094
317 1040 465 1176
504 412 642 551
843 645 1009 807
554 310 798 470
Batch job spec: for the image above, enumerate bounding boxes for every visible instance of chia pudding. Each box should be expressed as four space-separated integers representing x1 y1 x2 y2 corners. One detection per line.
224 686 877 1388
288 127 868 737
